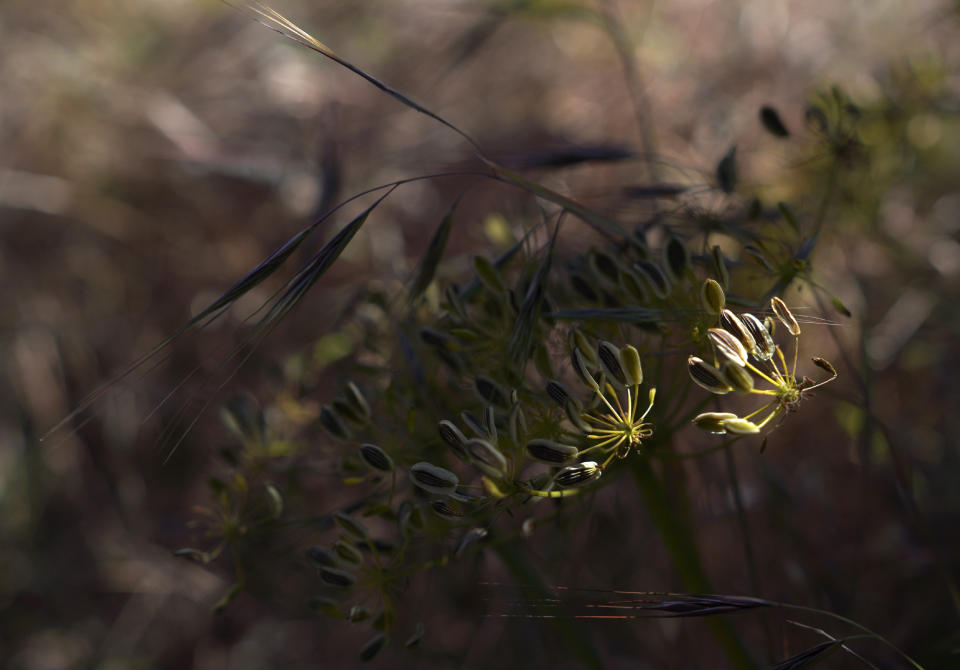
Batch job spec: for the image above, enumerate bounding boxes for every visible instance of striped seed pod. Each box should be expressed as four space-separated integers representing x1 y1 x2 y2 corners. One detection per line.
719 309 757 354
431 500 463 520
319 566 356 588
707 327 748 367
688 356 733 394
437 419 469 461
741 313 776 361
359 444 393 472
597 340 627 388
526 439 580 465
554 461 602 488
409 462 459 496
771 296 801 336
546 380 572 407
319 405 351 440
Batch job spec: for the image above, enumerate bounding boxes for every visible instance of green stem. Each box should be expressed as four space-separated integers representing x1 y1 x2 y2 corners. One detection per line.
632 458 757 669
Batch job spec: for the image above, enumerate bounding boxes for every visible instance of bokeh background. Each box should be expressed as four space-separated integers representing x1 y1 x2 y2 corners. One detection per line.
3 0 960 668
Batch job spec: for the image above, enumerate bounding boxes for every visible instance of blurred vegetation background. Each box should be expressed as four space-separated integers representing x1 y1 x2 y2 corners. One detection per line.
3 0 960 668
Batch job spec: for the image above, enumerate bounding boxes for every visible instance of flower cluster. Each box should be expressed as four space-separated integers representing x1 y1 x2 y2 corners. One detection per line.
688 279 837 435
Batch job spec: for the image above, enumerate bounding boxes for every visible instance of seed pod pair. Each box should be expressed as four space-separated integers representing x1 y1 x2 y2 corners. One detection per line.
707 328 748 367
692 412 760 435
597 341 643 388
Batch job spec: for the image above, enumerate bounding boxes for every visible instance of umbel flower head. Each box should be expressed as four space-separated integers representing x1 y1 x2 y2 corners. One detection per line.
546 338 656 476
689 281 837 435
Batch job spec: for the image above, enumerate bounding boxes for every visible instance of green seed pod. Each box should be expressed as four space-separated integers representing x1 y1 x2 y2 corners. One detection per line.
572 347 600 392
707 327 748 367
721 362 755 394
526 439 580 465
444 284 468 321
305 545 336 567
693 412 739 434
344 382 371 421
438 420 468 461
619 345 644 386
771 296 801 335
742 313 775 361
319 405 351 440
570 329 598 366
743 244 776 272
764 315 777 338
331 397 365 426
597 340 627 388
700 278 726 316
307 596 341 616
634 260 671 299
409 462 459 496
333 512 368 540
419 326 460 350
533 343 556 380
474 255 507 294
398 501 424 537
760 105 790 138
589 249 622 284
466 438 508 478
508 403 525 445
359 444 393 472
484 405 498 445
405 623 425 648
460 411 488 439
334 540 364 567
348 605 371 623
719 309 757 354
711 246 730 290
664 236 690 281
619 267 650 302
805 105 829 133
431 500 463 520
359 633 387 662
563 397 592 434
449 487 483 503
221 393 265 443
455 527 489 558
319 566 356 588
570 273 599 302
688 356 733 394
554 461 602 488
265 484 283 520
723 417 761 435
716 145 737 194
546 380 572 407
